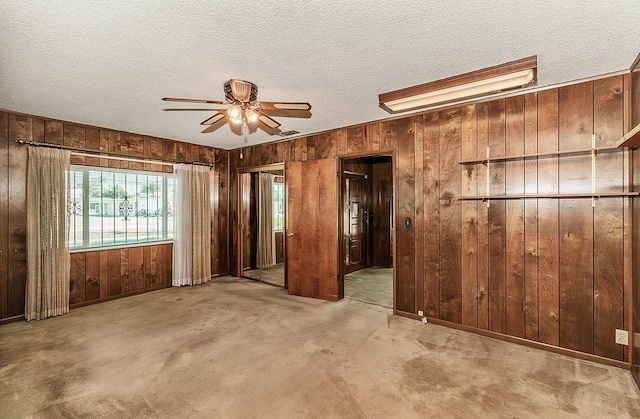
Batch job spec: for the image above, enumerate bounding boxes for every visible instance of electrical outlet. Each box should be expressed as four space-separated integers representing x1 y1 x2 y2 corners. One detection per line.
615 329 628 346
417 310 424 317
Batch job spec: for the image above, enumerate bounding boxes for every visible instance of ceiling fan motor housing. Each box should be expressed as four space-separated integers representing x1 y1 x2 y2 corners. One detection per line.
224 79 258 106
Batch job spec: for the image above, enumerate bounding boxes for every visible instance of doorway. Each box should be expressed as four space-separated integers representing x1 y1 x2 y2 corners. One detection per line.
237 164 286 288
339 155 394 308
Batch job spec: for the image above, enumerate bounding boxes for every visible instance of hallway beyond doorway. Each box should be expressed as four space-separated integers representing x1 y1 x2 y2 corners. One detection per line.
344 266 393 308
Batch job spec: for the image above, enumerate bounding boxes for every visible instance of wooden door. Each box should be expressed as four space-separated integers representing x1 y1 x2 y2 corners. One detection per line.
287 159 338 300
343 172 367 274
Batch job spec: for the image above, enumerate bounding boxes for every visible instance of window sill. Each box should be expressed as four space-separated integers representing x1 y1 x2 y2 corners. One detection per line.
70 240 173 253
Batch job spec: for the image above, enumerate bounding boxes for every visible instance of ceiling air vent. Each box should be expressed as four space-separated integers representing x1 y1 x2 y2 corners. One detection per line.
278 130 299 137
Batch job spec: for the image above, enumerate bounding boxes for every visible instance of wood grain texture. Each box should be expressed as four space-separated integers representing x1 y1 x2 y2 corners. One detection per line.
438 110 462 323
558 82 594 354
414 116 425 313
488 99 507 334
536 89 560 346
69 253 86 304
64 123 86 165
423 112 440 317
85 127 100 166
108 249 121 296
396 118 416 314
163 244 172 286
371 161 392 268
8 115 29 317
286 159 338 300
476 103 490 330
45 120 63 145
0 113 7 318
99 250 109 298
461 105 478 327
85 251 100 301
120 248 129 294
505 96 525 338
593 76 624 360
128 247 144 292
523 93 539 341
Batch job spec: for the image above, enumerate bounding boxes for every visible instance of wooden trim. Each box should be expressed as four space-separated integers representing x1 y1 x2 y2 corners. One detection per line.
425 317 631 370
0 314 24 325
379 56 538 113
630 52 640 72
616 123 640 148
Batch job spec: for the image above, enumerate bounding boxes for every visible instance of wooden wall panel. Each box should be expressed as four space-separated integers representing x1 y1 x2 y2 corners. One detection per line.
371 161 392 268
593 76 624 360
396 118 416 314
537 89 560 346
0 113 7 319
558 82 594 354
476 103 490 330
69 253 86 304
99 250 109 298
488 99 507 334
108 249 121 296
461 105 478 327
128 247 144 292
85 251 100 301
65 123 86 165
120 248 130 294
8 115 29 317
438 110 462 323
523 93 539 341
423 113 440 317
505 95 525 338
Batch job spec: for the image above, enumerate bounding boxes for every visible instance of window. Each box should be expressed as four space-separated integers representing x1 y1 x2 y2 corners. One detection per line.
272 181 284 231
69 166 174 249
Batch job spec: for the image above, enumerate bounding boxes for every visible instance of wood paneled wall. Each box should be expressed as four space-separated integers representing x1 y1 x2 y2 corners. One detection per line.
229 74 632 364
0 112 230 321
631 63 640 384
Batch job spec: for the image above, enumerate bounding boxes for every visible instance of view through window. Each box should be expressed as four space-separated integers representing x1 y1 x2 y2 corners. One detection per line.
69 166 174 249
273 181 284 231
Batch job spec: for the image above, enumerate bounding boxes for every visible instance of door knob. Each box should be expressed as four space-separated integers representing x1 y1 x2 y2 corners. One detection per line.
287 232 295 237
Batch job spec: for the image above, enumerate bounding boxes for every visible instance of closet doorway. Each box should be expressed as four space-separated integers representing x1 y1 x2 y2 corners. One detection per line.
236 163 286 288
339 154 394 308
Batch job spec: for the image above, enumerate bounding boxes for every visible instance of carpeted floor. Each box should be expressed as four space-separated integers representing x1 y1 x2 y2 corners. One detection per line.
1 276 638 418
344 266 393 308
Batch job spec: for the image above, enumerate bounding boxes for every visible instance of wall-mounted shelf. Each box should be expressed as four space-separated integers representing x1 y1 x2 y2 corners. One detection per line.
459 145 621 165
615 123 640 148
458 192 639 201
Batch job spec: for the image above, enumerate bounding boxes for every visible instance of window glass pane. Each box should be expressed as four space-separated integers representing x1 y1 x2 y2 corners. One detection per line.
273 182 284 231
71 165 174 249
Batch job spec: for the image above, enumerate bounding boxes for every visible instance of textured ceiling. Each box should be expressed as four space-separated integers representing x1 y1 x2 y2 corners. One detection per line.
1 1 639 150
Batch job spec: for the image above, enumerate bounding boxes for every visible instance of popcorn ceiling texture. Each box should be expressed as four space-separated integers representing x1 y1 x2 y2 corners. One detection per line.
1 1 639 149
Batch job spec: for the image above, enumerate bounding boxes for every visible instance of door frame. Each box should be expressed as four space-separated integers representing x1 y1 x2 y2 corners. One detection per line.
337 150 396 309
236 163 287 287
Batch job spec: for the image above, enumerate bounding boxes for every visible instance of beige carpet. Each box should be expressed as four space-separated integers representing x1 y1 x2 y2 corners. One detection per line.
1 277 639 418
344 266 393 308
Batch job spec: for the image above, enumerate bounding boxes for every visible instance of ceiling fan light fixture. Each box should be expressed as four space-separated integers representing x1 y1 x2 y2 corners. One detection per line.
228 106 241 119
245 109 259 123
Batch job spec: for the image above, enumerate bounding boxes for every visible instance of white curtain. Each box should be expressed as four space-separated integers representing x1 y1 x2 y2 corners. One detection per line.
172 164 211 286
172 164 191 286
257 173 275 269
25 147 71 321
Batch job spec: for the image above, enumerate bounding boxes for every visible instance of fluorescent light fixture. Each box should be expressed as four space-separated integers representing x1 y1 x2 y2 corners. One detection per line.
379 56 537 114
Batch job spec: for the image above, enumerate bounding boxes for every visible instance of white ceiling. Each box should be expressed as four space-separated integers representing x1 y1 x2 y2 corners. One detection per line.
2 1 639 150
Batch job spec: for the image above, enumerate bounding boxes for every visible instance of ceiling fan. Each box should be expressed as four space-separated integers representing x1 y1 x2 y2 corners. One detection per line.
162 79 311 130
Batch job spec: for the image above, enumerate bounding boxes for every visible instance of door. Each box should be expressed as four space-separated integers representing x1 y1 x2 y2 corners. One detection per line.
343 172 367 274
286 159 338 300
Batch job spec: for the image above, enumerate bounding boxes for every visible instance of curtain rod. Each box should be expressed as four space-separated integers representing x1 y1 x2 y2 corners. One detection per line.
15 140 214 167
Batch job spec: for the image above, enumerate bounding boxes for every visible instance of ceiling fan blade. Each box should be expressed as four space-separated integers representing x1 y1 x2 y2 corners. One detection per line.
258 101 312 111
255 109 281 129
162 97 226 105
201 111 227 125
